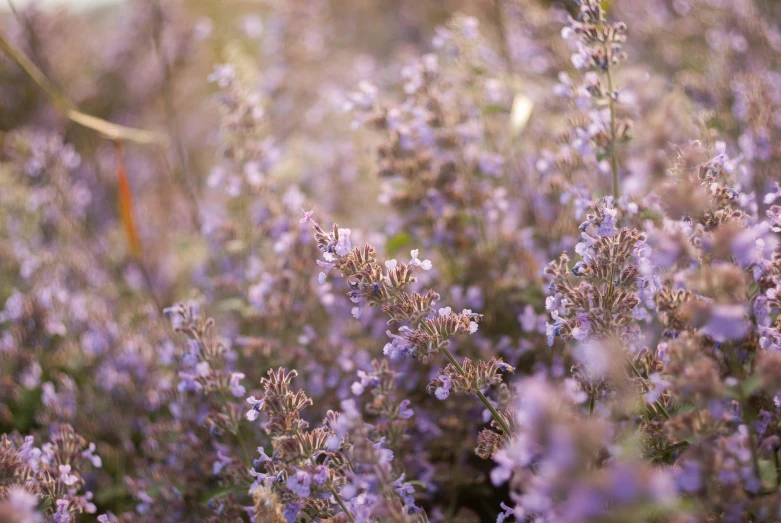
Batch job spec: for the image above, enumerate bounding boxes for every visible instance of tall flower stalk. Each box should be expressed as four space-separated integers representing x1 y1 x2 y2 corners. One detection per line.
302 211 515 440
561 0 630 199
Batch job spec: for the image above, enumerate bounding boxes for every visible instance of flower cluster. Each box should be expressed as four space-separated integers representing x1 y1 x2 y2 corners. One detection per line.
2 0 781 521
554 0 633 202
245 367 423 522
304 212 482 362
0 425 101 522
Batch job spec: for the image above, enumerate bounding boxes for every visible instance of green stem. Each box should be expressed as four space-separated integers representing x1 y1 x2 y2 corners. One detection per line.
294 431 355 522
725 342 762 490
441 346 512 436
328 483 354 521
151 0 202 226
374 464 414 522
234 426 252 468
492 0 513 72
627 358 670 420
743 405 763 489
217 387 253 468
604 50 619 200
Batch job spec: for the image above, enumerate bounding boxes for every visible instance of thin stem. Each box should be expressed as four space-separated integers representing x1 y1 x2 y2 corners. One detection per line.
114 141 166 311
741 399 763 489
151 1 202 222
724 342 762 489
294 431 355 522
201 331 253 470
492 0 514 73
747 421 762 489
328 483 354 521
7 0 53 81
603 47 619 200
0 27 66 111
135 259 164 313
219 388 253 468
627 357 670 420
441 346 512 436
374 465 414 523
445 439 464 521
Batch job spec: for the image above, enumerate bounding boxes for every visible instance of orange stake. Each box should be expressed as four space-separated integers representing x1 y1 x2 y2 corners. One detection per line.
115 141 142 259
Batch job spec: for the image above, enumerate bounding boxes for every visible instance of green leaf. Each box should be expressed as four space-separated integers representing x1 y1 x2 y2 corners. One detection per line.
669 402 696 416
6 386 41 433
94 484 130 505
482 104 508 116
200 484 246 506
759 459 777 486
742 376 762 397
726 376 762 400
386 232 413 253
216 298 246 313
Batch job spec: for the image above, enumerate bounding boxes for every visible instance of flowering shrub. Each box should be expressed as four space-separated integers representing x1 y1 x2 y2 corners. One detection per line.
1 0 781 521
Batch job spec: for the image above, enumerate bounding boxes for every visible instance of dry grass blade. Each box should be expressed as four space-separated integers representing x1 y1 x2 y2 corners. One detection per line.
0 30 167 146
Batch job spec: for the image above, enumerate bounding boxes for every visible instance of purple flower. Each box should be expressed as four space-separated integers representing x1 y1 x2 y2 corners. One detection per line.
764 182 781 205
731 223 770 269
5 488 39 520
392 474 417 507
246 396 264 421
491 440 529 486
81 442 102 468
300 209 314 224
286 468 312 498
755 410 771 436
373 437 395 465
768 206 781 232
253 446 272 469
546 321 562 346
335 228 352 256
398 399 415 419
496 502 519 523
701 304 750 342
597 206 617 238
351 304 363 319
434 375 451 400
229 372 246 398
283 501 303 523
59 464 78 486
646 373 669 404
249 469 273 494
313 465 329 485
676 460 701 493
212 447 232 475
53 500 70 523
518 305 538 332
383 328 415 359
570 318 590 341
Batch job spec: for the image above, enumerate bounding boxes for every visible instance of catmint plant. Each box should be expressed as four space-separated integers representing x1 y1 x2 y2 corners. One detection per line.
559 0 631 199
303 211 516 448
2 0 781 521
